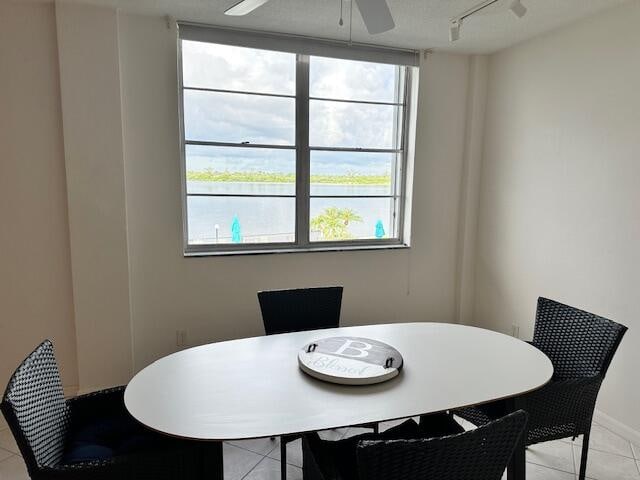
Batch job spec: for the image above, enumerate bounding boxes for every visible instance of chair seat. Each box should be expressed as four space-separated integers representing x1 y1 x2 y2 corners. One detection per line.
63 414 165 464
307 414 463 480
2 341 223 479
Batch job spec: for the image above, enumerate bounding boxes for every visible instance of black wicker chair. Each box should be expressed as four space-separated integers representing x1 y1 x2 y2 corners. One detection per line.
454 297 627 480
0 340 222 480
258 286 343 335
258 286 376 480
303 411 528 480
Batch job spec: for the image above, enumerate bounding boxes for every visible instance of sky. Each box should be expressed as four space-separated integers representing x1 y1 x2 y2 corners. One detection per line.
181 40 404 177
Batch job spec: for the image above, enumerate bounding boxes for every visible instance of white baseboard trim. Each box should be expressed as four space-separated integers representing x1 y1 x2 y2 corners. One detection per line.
63 384 78 398
75 385 122 396
594 409 640 446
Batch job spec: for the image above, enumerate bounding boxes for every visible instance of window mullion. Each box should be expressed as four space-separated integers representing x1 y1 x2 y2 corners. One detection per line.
295 54 311 247
396 66 412 240
390 66 402 237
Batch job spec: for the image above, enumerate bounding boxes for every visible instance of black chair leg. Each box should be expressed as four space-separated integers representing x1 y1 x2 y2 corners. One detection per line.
579 428 591 480
280 436 288 480
211 441 224 480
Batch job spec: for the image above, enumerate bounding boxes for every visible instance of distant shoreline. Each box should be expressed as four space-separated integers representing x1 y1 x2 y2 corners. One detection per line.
186 170 390 185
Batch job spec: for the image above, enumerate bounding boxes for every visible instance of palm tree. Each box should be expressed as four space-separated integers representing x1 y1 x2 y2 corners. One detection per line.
310 207 363 240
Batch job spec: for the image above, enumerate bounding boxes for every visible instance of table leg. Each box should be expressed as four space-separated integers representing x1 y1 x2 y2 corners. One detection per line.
281 438 288 480
198 441 223 480
506 397 527 480
214 441 224 480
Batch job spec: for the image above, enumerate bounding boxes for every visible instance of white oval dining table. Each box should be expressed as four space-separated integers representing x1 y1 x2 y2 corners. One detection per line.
125 322 553 480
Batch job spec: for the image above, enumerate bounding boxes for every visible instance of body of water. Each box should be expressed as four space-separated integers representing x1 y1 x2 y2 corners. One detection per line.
187 181 397 244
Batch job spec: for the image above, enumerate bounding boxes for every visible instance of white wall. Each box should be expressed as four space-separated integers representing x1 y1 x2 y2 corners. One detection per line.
0 1 477 392
117 13 475 371
455 56 488 326
6 0 637 438
56 3 133 390
0 2 78 391
474 1 640 431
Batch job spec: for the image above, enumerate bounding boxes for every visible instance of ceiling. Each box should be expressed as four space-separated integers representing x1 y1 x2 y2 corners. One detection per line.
63 0 626 54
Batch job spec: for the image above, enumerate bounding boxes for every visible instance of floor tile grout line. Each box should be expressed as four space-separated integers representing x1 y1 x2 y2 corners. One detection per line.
265 452 304 468
588 423 639 458
562 423 638 458
226 439 280 457
262 441 303 468
229 443 280 457
526 460 575 476
239 453 303 480
596 420 632 442
264 442 280 457
581 444 635 460
0 447 21 458
239 453 268 480
0 453 19 464
566 438 636 460
572 443 640 480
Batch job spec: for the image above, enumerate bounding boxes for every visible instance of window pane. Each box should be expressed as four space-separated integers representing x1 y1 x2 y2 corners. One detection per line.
186 145 295 195
310 151 395 196
310 56 400 103
310 197 396 242
309 100 401 149
182 41 295 96
184 90 295 145
187 196 295 245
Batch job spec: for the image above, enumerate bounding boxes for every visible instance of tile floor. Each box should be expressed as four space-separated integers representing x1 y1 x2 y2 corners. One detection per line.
1 415 639 480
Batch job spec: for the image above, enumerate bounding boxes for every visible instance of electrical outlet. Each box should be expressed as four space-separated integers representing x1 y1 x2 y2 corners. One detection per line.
176 330 187 348
511 324 520 338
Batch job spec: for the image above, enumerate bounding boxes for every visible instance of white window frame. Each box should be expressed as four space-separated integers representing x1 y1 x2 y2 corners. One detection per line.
178 24 419 256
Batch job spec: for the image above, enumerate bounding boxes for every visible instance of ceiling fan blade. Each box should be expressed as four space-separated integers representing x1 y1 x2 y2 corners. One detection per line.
354 0 395 34
225 0 271 16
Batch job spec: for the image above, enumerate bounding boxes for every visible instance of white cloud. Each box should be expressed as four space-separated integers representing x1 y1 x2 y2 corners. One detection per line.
182 40 403 150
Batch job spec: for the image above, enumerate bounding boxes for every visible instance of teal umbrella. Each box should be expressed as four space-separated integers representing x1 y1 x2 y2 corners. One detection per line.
375 220 385 238
231 215 242 243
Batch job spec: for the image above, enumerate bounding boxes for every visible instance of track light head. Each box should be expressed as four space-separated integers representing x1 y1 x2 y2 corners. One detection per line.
449 20 461 42
225 0 270 16
510 0 527 18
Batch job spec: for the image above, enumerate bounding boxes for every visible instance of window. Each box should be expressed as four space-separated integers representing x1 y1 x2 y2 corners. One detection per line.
179 26 417 254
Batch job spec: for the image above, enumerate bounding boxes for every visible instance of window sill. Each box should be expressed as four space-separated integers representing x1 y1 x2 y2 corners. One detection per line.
184 242 410 257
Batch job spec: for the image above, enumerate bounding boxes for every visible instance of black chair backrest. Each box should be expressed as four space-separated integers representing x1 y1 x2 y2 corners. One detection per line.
357 410 528 480
533 297 627 380
1 340 70 470
258 286 343 335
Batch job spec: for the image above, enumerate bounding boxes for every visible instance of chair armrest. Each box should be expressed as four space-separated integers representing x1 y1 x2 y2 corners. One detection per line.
66 386 127 429
526 375 603 404
523 375 603 437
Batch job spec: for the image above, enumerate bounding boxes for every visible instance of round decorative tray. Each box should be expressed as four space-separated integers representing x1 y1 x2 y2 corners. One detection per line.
298 336 403 385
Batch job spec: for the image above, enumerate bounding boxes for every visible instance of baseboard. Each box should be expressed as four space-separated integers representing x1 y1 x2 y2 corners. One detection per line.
75 385 109 396
63 384 79 398
594 409 640 446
